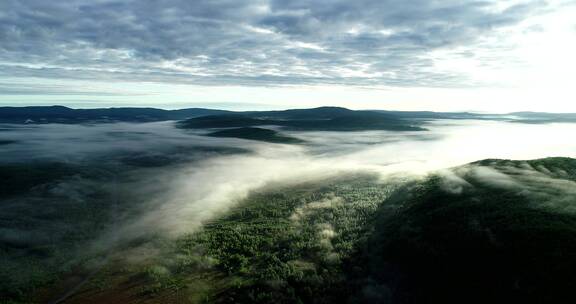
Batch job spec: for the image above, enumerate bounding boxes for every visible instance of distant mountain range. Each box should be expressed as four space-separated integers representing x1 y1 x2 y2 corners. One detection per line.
507 112 576 124
0 105 230 123
0 105 574 125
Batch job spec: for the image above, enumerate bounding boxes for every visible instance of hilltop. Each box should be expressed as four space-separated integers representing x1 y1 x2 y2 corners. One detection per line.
360 157 576 304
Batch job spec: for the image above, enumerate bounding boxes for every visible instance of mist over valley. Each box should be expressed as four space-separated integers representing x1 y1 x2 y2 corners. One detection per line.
2 107 576 303
2 0 576 302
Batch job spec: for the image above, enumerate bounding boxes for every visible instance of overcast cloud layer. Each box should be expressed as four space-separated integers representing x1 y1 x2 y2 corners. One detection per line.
0 1 569 87
0 0 576 112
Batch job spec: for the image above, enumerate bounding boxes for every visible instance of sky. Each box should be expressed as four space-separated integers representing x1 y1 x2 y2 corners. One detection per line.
0 0 575 112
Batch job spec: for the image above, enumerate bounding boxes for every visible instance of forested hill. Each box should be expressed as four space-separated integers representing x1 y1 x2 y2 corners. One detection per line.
361 157 576 304
16 157 576 304
177 107 426 132
3 105 573 125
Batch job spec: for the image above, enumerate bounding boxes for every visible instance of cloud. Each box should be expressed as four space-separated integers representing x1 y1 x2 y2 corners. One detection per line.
0 81 146 96
0 0 551 89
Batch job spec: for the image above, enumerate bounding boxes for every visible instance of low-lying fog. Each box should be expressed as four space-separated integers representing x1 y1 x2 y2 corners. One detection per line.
2 120 575 170
2 119 576 245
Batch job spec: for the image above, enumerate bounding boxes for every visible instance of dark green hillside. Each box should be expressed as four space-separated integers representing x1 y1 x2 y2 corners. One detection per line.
0 162 118 301
207 127 304 144
177 115 274 128
0 162 80 198
359 157 576 304
55 174 397 304
0 146 253 304
178 111 425 132
473 157 576 177
8 157 576 304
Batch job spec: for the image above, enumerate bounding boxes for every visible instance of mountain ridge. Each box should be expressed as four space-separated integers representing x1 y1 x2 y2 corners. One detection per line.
1 105 575 124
